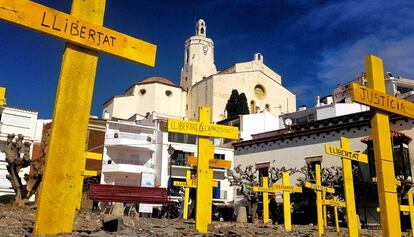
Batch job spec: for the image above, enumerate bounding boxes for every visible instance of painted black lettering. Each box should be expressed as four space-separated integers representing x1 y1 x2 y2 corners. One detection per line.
52 15 61 31
64 19 68 33
360 87 367 100
41 12 50 28
102 35 110 45
110 36 116 46
80 26 86 39
88 29 96 41
97 31 103 45
70 22 79 36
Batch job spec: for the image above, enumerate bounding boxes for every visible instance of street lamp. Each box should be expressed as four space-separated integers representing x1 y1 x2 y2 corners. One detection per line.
167 144 175 195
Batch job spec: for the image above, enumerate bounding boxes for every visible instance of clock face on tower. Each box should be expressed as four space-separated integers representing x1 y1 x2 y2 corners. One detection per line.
203 45 208 54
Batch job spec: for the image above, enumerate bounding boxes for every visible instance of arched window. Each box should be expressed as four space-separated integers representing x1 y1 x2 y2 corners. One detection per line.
250 100 256 114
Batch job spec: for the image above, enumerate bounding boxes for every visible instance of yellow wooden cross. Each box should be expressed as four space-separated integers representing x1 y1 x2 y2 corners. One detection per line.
271 172 302 231
350 55 404 236
252 176 272 224
0 0 156 235
377 192 414 233
0 87 5 106
304 164 335 237
186 154 231 224
76 152 103 209
322 196 346 233
173 170 219 220
325 136 368 237
168 106 238 233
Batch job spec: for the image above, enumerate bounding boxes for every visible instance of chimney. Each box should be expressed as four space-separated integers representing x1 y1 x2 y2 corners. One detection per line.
316 96 321 107
254 53 263 63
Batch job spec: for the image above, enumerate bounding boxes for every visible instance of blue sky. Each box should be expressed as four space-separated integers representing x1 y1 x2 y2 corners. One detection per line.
1 0 414 118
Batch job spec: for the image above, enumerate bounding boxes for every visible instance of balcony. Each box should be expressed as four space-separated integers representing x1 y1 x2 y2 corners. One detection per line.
105 132 154 151
102 163 155 174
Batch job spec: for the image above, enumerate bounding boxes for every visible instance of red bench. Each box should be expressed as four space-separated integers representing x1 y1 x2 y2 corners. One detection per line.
88 183 174 205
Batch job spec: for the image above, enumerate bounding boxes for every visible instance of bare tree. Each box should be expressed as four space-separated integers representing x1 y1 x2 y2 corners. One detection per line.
4 134 31 205
227 165 299 223
4 133 46 206
227 165 260 222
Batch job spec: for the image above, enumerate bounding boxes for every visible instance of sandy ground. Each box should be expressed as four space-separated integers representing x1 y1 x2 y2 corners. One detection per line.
0 202 409 237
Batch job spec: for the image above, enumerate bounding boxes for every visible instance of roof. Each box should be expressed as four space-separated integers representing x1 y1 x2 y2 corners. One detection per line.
361 130 412 143
2 105 38 113
139 77 176 86
124 76 183 93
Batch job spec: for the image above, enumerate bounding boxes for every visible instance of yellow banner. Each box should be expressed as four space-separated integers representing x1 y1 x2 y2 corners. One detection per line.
305 182 335 193
325 144 368 163
272 184 302 193
0 0 156 66
168 119 239 140
351 83 414 119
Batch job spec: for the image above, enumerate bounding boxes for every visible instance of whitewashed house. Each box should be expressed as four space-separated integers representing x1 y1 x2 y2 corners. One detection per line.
0 106 38 196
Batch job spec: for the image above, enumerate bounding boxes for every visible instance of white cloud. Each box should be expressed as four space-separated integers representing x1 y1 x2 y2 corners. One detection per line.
317 34 414 87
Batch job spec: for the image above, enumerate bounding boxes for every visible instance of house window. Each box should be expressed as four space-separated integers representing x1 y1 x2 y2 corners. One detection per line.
256 162 270 182
171 150 193 166
366 137 411 179
305 156 322 181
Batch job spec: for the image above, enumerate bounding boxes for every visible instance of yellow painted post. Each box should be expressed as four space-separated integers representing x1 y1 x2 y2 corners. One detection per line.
195 107 212 233
262 176 269 224
409 193 414 233
316 164 324 237
208 168 213 224
183 170 191 220
33 1 105 235
366 55 401 237
322 191 327 227
282 172 291 231
334 201 340 233
340 137 358 236
0 87 5 106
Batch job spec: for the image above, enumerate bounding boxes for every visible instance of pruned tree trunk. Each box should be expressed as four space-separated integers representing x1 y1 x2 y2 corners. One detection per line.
4 133 46 206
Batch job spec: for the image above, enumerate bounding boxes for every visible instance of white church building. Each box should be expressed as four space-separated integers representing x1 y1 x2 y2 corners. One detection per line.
103 19 296 122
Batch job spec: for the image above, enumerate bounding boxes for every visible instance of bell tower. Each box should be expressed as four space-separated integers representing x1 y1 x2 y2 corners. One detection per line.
180 19 217 91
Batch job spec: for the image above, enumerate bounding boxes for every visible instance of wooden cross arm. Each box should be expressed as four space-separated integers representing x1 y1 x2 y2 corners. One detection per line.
304 182 335 193
173 180 219 188
322 199 346 208
325 144 368 163
272 184 302 193
187 156 231 169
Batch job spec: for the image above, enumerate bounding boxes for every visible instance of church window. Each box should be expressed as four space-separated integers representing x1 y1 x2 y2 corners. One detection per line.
186 105 188 110
165 90 173 97
139 89 146 95
185 77 188 81
265 104 270 111
186 48 190 63
250 100 256 114
200 27 204 35
254 84 266 100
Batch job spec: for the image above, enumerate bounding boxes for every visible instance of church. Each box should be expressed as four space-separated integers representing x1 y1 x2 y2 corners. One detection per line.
103 19 296 122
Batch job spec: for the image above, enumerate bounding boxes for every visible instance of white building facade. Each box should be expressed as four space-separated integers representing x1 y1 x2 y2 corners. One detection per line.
0 106 38 196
